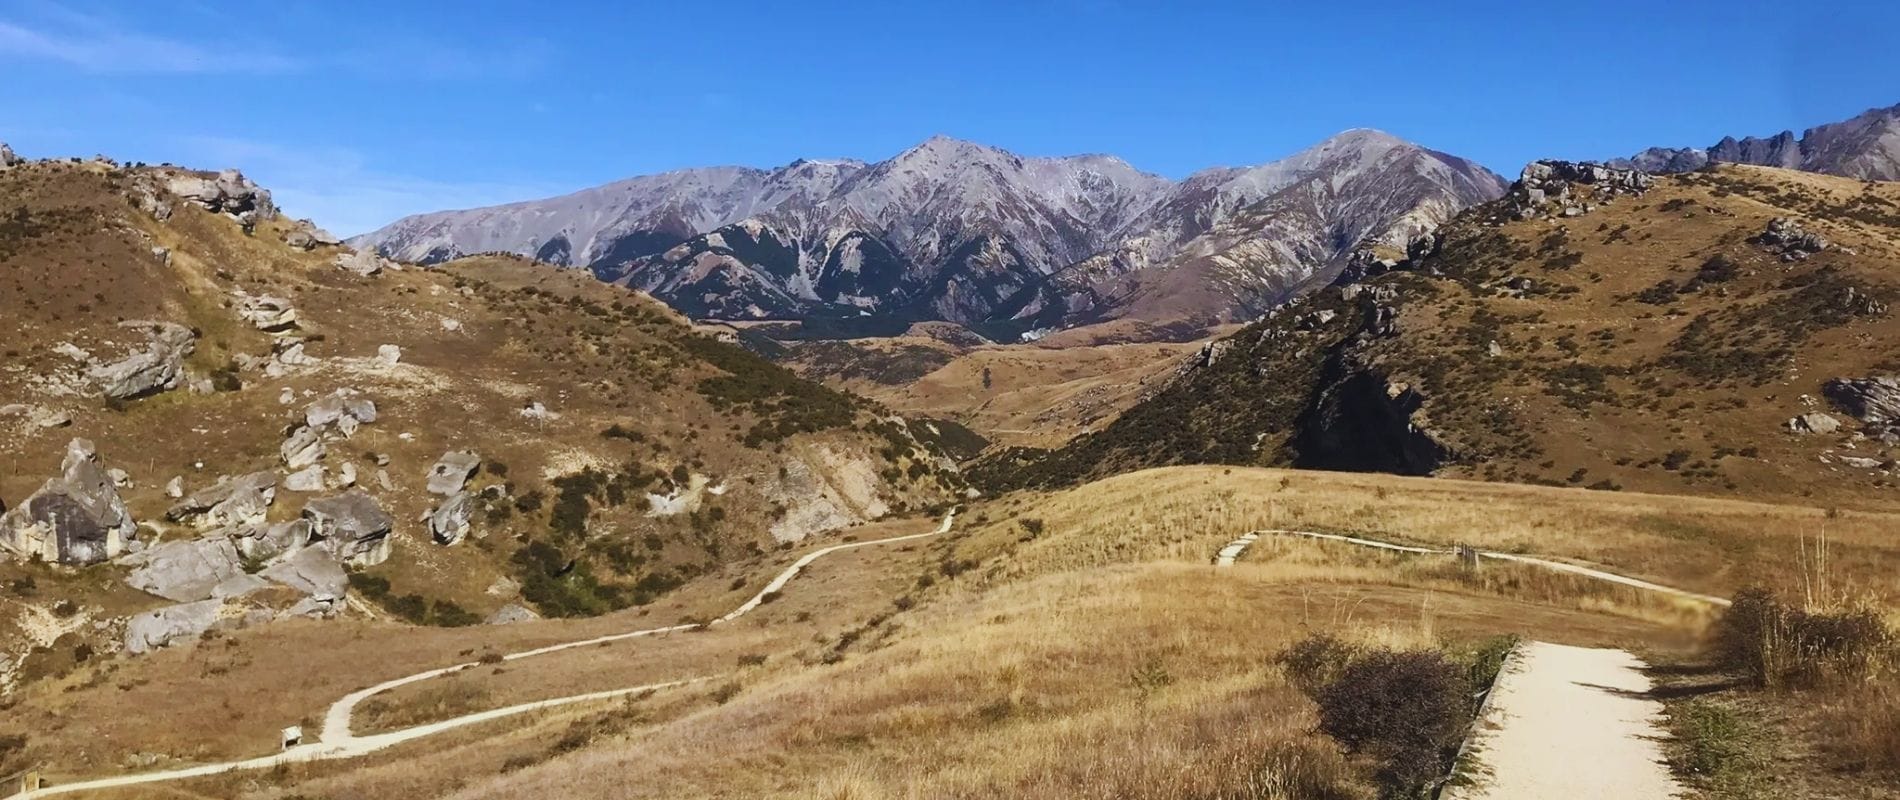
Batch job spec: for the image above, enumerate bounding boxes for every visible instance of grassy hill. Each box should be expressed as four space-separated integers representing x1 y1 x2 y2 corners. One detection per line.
978 164 1900 511
0 158 966 692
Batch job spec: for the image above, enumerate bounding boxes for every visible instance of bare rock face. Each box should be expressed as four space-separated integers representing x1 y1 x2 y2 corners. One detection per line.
233 291 299 333
426 451 481 495
166 471 277 529
123 599 226 655
122 536 247 603
0 439 137 564
86 321 197 399
302 490 394 566
261 546 348 604
165 168 276 224
428 491 472 545
1825 376 1900 439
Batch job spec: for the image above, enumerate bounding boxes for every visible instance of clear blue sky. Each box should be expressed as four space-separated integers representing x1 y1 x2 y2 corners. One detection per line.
1 0 1895 235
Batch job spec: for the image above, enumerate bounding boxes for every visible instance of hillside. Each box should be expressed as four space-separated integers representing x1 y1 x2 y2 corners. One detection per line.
353 131 1503 339
978 162 1900 510
0 154 966 693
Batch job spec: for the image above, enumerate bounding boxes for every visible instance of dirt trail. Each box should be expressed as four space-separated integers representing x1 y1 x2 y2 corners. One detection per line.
1443 641 1685 800
12 511 956 799
1230 529 1731 607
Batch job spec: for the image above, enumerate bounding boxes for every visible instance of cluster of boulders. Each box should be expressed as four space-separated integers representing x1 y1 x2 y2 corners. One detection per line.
0 439 137 565
1755 217 1830 261
1336 232 1442 286
1507 161 1652 220
425 450 481 545
56 321 200 400
280 389 382 493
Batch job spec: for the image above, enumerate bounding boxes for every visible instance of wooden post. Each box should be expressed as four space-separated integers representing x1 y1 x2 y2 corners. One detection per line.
1457 545 1481 571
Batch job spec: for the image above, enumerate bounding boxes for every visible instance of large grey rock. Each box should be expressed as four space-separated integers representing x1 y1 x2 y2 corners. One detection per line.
485 603 540 625
1786 412 1843 435
1824 376 1900 429
280 424 326 468
1758 217 1829 258
167 168 275 222
0 439 137 564
166 471 277 528
0 142 20 168
124 599 226 655
426 450 481 495
230 519 311 562
233 292 299 332
87 321 197 399
428 491 473 545
304 389 376 436
123 536 246 603
261 546 348 602
302 490 394 566
334 248 392 277
284 465 325 492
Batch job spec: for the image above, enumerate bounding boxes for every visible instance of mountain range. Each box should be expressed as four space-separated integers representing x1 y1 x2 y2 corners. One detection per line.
354 130 1506 339
1615 102 1900 180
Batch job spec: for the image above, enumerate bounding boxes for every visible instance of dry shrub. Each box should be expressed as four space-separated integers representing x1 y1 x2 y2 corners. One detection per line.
1824 679 1900 775
1299 644 1471 798
1716 587 1893 688
1278 633 1360 695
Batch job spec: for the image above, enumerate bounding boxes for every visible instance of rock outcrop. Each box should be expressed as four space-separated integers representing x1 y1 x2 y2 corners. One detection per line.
428 491 472 545
166 169 276 226
260 546 348 606
1825 376 1900 440
426 451 481 495
123 599 227 655
0 142 21 168
0 439 137 564
1507 161 1652 221
123 536 247 603
1786 412 1843 435
1755 217 1830 261
229 519 312 563
302 490 394 566
305 389 377 435
233 291 299 332
283 220 341 251
85 321 197 400
485 603 540 625
334 248 393 277
166 471 277 529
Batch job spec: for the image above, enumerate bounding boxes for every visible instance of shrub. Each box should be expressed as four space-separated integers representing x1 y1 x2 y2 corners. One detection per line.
1715 588 1894 688
1314 648 1470 795
1279 633 1360 695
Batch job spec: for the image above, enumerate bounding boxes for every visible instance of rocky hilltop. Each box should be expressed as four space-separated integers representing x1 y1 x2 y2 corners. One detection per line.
354 131 1504 339
0 147 970 689
976 161 1900 508
1616 101 1900 181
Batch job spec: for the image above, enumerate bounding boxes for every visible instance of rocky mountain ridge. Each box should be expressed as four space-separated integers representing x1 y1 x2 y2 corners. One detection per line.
1616 101 1900 181
354 131 1505 338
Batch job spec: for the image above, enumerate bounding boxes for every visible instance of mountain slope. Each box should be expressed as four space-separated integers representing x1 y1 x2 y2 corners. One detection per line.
976 162 1900 510
1618 101 1900 181
353 132 1504 336
0 151 966 690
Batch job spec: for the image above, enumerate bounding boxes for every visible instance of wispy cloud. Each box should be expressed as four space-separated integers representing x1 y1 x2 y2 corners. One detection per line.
174 136 563 237
0 12 298 74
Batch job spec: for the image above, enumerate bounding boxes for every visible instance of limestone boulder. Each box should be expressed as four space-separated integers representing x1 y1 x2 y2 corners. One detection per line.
427 451 481 495
86 321 197 399
0 439 137 564
123 536 247 603
302 490 394 566
486 603 540 625
261 546 348 603
123 599 227 655
429 491 473 545
230 519 312 563
166 471 277 528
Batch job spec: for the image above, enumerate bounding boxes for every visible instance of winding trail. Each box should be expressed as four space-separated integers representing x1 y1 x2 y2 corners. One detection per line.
1221 528 1731 607
1442 641 1685 799
13 510 956 799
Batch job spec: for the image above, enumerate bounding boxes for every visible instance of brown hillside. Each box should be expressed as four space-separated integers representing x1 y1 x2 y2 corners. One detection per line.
982 164 1900 511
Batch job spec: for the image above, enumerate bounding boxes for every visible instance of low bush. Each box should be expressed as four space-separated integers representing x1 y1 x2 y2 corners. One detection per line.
1714 588 1893 688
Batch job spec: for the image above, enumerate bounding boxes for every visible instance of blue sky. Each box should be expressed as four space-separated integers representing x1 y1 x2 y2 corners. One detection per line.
1 1 1895 235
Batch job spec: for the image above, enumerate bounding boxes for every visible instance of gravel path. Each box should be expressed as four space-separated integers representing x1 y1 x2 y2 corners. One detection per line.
1444 641 1685 800
12 511 956 799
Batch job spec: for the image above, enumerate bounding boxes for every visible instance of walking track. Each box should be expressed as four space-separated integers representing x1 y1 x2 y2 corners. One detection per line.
11 511 956 799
